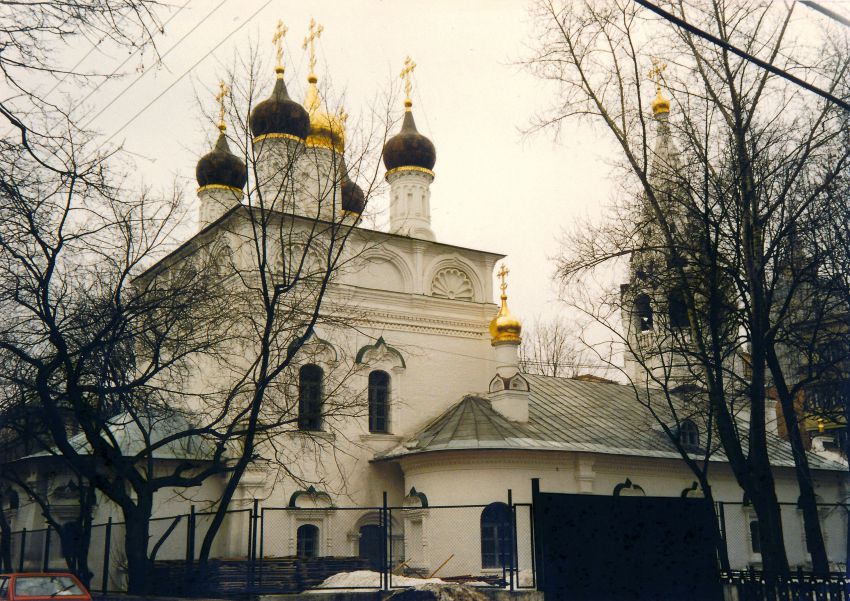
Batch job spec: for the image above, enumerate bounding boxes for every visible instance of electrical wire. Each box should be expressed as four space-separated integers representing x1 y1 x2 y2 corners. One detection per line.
79 0 225 131
801 0 850 28
42 2 190 103
102 0 274 147
633 0 850 113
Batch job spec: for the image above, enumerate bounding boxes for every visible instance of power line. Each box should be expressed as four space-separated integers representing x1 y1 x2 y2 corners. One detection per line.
633 0 850 113
801 0 850 28
80 0 223 131
42 2 191 103
102 0 274 147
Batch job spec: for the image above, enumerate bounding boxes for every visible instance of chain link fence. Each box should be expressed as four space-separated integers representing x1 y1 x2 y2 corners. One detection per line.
718 502 848 571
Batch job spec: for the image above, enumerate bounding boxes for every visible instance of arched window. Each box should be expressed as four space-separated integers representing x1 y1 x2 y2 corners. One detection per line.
297 524 319 558
679 420 699 449
368 370 390 434
635 294 653 332
749 519 761 554
668 289 688 329
298 364 323 431
480 502 511 569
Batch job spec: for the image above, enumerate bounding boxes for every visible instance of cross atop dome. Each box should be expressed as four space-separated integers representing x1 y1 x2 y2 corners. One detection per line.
648 58 670 116
497 264 510 297
272 20 288 77
303 18 324 82
215 80 229 133
400 56 417 111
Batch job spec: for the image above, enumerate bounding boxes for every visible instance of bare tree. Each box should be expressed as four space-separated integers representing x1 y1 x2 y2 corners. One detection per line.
525 0 850 574
0 25 393 592
519 315 592 378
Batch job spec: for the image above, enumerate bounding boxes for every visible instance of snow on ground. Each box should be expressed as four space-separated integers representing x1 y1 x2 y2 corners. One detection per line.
313 570 448 591
312 569 534 592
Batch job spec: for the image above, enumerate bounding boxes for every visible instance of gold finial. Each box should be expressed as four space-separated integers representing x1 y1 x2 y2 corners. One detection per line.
489 263 522 345
339 108 348 126
302 18 324 82
400 56 417 111
272 20 288 77
497 263 510 298
817 418 825 433
215 80 229 132
648 58 670 115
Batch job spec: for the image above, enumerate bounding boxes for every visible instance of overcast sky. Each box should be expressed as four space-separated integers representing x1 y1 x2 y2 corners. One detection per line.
40 0 622 327
37 0 848 341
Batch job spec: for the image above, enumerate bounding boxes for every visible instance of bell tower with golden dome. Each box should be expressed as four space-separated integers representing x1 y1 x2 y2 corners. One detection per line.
487 264 530 422
381 57 436 241
621 61 693 386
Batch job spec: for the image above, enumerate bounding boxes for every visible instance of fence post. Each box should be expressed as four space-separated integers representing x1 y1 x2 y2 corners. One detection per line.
382 492 389 592
531 478 543 591
250 499 259 591
101 517 112 594
42 527 51 571
18 528 26 572
508 489 515 592
716 501 730 571
186 505 196 563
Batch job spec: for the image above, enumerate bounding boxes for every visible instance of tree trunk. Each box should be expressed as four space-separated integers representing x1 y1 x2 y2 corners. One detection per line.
748 480 789 574
122 497 153 594
766 349 830 573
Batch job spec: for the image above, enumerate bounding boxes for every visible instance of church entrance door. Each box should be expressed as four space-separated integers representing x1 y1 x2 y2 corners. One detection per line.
358 524 383 571
532 483 722 601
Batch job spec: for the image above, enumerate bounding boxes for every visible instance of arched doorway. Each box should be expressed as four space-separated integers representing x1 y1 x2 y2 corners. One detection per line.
359 524 383 570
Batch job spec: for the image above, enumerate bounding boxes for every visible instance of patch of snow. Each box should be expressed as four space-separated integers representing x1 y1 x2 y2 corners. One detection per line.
312 570 447 591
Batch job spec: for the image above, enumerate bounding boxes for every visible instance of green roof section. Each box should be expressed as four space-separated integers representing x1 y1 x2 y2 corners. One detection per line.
376 373 846 471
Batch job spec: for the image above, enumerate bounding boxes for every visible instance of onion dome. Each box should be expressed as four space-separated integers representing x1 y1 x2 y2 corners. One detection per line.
651 87 670 116
382 100 436 173
249 71 310 141
489 265 522 345
305 75 345 152
196 129 247 190
341 173 365 215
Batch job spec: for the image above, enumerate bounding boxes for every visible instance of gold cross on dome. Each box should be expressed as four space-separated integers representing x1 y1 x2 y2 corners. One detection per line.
339 108 348 125
215 80 229 132
497 264 510 294
302 18 324 77
648 58 667 94
400 56 417 104
272 20 288 73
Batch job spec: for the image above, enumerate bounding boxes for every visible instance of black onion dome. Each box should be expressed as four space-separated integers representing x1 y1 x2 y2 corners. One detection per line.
341 174 366 214
249 78 310 140
196 132 247 189
382 110 436 172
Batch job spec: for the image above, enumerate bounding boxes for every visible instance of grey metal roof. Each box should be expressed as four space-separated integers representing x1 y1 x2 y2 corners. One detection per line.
20 411 212 462
378 374 846 471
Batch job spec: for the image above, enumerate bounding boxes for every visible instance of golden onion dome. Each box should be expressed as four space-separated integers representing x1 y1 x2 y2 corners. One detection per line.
651 87 670 116
489 265 522 345
305 75 345 153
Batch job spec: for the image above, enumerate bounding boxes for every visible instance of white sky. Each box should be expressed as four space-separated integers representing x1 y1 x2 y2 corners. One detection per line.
31 0 849 341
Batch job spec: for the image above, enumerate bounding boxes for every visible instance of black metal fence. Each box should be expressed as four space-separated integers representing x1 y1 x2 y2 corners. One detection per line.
8 497 846 596
8 493 535 594
720 569 850 601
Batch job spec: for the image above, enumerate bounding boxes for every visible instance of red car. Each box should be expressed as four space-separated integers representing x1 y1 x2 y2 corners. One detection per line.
0 573 91 601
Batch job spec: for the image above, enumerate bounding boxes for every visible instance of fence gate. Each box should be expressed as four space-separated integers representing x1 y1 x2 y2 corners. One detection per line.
532 481 722 601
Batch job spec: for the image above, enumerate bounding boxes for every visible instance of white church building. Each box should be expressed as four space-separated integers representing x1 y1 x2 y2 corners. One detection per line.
6 32 847 587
